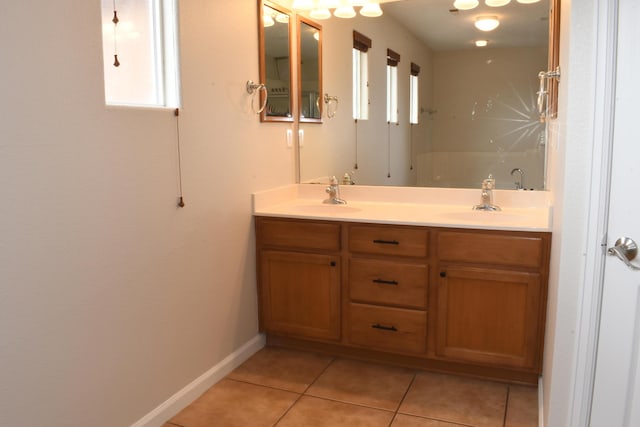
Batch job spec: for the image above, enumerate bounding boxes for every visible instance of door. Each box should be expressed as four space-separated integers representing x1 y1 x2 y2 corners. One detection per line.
590 0 640 424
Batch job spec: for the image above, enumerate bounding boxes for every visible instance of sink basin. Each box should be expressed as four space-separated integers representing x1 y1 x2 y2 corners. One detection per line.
291 204 362 214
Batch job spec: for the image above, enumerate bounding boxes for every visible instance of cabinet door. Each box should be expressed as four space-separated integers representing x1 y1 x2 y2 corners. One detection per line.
260 250 341 341
435 266 542 371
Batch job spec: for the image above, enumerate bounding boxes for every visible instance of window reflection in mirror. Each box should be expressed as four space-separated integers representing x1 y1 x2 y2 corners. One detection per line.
298 17 322 122
258 1 293 122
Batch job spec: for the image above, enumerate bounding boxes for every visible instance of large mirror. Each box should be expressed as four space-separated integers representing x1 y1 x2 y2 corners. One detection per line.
299 0 557 190
298 17 323 122
258 1 293 122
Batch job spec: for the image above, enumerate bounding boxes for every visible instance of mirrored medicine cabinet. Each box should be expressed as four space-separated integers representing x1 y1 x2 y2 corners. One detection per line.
258 0 323 123
258 0 560 191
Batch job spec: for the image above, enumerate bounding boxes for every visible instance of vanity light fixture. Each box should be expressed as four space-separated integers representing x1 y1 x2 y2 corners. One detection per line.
293 1 383 19
453 0 479 10
475 39 489 47
360 3 383 17
474 16 500 31
334 5 357 18
485 0 511 6
310 8 332 19
292 0 314 10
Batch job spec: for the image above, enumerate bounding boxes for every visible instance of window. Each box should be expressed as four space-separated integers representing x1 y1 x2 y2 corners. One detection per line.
410 62 420 124
353 31 371 120
386 49 400 124
101 0 181 107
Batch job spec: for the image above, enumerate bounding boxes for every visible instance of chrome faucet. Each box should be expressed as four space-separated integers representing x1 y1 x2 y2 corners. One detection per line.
510 168 525 190
324 176 347 205
473 174 501 211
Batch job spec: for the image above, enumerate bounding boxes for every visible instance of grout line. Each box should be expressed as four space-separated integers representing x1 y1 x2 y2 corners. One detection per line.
271 356 337 426
503 385 512 427
388 371 418 426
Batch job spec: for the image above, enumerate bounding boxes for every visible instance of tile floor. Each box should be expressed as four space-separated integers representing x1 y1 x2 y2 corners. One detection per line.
165 347 538 427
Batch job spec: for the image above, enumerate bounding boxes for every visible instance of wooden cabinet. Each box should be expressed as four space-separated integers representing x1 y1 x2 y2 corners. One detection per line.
257 218 341 341
346 224 429 356
434 230 550 373
255 216 550 384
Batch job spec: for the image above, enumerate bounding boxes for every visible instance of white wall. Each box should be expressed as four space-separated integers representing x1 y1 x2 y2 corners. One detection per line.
543 0 601 425
0 1 295 426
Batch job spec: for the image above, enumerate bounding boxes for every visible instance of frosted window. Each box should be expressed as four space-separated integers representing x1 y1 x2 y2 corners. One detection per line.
386 64 398 123
101 0 181 107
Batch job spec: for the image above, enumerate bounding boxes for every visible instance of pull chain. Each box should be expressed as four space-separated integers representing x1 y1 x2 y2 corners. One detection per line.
112 1 120 67
175 108 185 208
354 119 359 170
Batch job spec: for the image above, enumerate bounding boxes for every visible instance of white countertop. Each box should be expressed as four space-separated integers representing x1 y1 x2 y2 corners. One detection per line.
253 184 552 232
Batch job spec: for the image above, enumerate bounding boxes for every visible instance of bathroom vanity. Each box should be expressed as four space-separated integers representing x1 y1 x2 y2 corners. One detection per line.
253 185 552 384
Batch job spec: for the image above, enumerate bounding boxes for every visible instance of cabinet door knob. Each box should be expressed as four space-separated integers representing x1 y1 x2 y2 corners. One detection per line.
440 271 447 278
330 261 337 267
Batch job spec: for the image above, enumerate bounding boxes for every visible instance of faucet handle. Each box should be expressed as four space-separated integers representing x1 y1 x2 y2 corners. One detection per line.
482 174 495 190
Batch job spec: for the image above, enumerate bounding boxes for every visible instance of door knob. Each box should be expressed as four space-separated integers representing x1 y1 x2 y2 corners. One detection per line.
607 237 640 270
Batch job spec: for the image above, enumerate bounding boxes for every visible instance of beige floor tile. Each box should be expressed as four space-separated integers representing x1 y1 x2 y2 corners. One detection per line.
391 414 464 426
276 395 394 427
169 379 299 427
227 347 333 393
305 358 415 411
399 372 508 427
505 385 538 427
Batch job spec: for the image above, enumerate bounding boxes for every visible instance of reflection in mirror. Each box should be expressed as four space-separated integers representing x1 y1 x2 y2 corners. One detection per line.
258 1 293 122
298 17 322 122
299 0 555 190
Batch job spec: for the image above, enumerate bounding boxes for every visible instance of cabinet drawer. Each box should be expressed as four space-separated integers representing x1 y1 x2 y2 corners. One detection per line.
437 231 546 268
349 258 428 309
257 218 341 252
348 303 427 354
349 225 429 258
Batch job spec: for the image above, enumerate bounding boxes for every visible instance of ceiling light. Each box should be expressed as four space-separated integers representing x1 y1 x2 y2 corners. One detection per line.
517 0 541 3
475 39 488 47
310 8 332 19
453 0 479 10
485 0 511 6
292 0 314 10
475 16 500 31
360 3 383 17
334 6 356 18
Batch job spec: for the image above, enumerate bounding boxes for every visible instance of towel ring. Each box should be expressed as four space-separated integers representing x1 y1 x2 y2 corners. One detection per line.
247 80 268 114
324 93 339 118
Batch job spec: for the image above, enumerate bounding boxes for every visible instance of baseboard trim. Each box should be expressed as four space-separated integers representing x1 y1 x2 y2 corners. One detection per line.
130 333 266 427
538 376 544 427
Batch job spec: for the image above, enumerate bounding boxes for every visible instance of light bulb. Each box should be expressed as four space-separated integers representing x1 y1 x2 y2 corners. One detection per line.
485 0 511 6
453 0 479 10
292 0 314 10
475 39 488 47
334 6 356 18
310 8 332 19
474 16 500 31
360 3 383 17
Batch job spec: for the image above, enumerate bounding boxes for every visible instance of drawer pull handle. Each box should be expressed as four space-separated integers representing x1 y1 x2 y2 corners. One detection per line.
371 323 398 332
372 278 399 286
373 239 400 245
